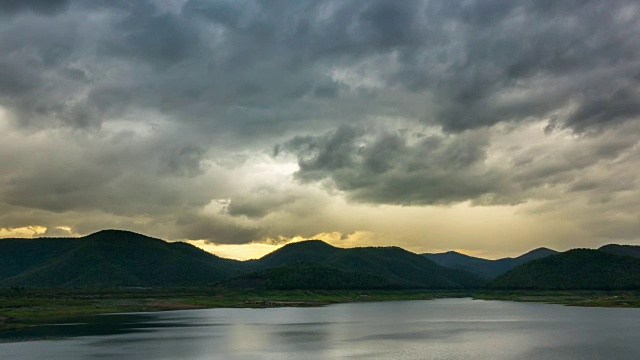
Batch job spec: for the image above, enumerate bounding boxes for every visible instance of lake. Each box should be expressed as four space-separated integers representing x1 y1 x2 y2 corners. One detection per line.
2 298 640 359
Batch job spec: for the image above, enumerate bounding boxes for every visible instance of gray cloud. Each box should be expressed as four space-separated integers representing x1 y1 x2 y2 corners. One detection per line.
3 0 638 135
104 2 201 68
0 0 69 16
227 190 300 219
567 85 640 132
175 212 265 245
0 125 224 215
281 126 509 205
1 0 640 248
279 120 640 209
160 144 209 177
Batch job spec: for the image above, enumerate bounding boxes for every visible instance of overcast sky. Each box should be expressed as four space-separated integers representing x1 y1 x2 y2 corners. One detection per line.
1 0 639 259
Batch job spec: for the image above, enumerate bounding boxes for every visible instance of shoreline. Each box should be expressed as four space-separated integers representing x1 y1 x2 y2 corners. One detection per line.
2 289 640 333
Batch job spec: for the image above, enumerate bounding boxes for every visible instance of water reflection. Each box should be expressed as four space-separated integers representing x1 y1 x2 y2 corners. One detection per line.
2 298 640 359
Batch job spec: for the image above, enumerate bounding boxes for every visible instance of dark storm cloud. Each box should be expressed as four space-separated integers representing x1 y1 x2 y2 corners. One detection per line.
3 0 638 134
423 0 640 132
0 0 69 16
279 121 640 207
160 144 208 177
566 85 640 132
0 124 225 216
176 212 266 244
227 191 300 219
104 2 201 68
281 126 507 205
1 0 640 244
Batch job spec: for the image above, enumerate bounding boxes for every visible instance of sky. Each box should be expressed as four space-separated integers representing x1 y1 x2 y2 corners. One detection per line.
1 0 640 260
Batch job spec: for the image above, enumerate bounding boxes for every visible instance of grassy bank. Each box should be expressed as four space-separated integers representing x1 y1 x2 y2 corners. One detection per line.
3 288 640 332
0 288 471 332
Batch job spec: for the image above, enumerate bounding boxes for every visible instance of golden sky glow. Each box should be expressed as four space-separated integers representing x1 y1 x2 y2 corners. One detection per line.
0 226 48 238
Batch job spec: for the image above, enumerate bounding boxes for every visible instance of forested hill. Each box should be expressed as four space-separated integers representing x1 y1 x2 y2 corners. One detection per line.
240 240 484 289
0 232 483 289
0 230 244 287
220 263 403 290
599 244 640 258
423 247 558 280
489 249 640 290
2 230 639 290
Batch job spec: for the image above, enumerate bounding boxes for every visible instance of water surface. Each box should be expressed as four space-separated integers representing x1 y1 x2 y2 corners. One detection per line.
2 298 639 359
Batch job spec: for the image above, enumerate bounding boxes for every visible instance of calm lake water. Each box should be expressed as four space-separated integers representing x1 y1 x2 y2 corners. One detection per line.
2 298 640 359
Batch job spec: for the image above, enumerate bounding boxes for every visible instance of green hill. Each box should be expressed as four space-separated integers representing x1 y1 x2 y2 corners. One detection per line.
246 240 341 269
0 232 484 289
489 249 640 290
0 237 79 280
220 263 402 290
0 230 244 287
423 247 558 280
5 230 639 291
599 244 640 258
247 240 484 289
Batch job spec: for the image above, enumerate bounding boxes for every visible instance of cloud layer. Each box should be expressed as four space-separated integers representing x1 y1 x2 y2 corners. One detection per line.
1 0 639 255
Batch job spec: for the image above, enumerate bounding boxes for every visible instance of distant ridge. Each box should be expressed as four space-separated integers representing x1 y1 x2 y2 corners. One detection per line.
489 249 640 290
220 263 401 290
423 247 558 279
240 240 485 289
599 244 640 258
2 229 640 290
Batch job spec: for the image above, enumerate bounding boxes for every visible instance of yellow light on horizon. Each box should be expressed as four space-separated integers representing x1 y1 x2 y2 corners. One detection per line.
184 231 380 260
0 226 47 238
186 241 285 260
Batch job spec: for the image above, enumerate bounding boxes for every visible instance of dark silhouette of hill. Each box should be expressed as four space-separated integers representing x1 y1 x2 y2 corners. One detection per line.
423 247 558 279
0 230 244 287
245 240 341 269
599 244 640 258
489 249 640 290
0 233 483 289
220 263 402 290
245 240 484 289
5 229 638 290
0 237 79 280
422 252 497 279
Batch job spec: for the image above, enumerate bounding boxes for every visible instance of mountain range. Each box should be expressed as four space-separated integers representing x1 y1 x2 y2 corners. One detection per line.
239 240 482 289
1 229 640 290
422 247 559 280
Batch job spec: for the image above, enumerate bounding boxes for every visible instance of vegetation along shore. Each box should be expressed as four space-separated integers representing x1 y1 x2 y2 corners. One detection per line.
2 288 640 333
3 229 640 332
